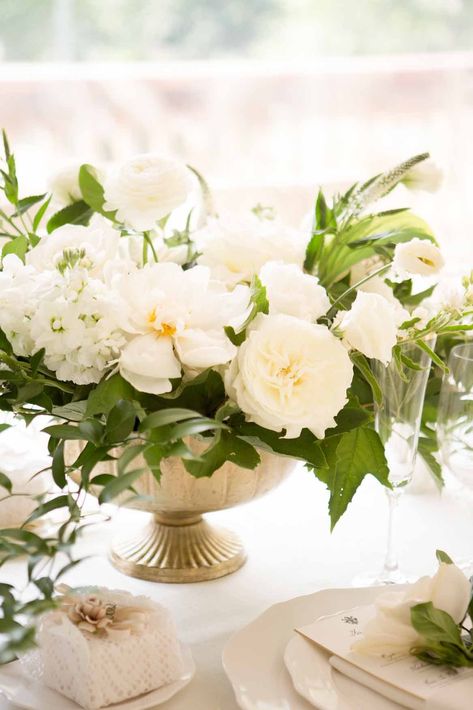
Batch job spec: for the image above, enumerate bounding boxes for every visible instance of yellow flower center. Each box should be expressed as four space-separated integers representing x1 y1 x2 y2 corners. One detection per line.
417 256 435 267
161 322 176 337
147 307 157 324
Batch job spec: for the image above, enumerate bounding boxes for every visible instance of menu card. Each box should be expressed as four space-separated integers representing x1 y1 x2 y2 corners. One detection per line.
297 605 473 710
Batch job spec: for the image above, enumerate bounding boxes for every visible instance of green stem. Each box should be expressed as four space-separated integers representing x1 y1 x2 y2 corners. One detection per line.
327 262 392 317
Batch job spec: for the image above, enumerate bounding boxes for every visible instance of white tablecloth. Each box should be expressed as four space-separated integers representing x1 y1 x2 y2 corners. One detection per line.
1 465 471 710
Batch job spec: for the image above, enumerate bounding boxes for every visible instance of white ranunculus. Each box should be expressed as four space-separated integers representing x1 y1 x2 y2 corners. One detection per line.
26 220 121 276
103 154 193 231
196 212 307 287
393 238 444 277
353 560 470 657
401 160 443 193
335 291 407 365
259 261 330 321
225 313 353 439
116 262 250 393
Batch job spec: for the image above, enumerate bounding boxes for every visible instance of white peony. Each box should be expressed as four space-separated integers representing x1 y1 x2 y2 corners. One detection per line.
196 212 307 287
335 291 408 365
353 560 470 657
103 154 193 231
259 261 330 321
26 220 121 277
401 160 443 193
225 313 353 439
117 263 250 394
393 238 444 277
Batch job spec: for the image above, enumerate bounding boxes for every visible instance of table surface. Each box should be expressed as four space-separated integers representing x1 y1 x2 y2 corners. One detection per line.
1 463 471 710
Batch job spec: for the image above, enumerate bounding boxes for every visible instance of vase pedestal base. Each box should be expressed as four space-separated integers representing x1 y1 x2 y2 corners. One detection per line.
109 512 246 583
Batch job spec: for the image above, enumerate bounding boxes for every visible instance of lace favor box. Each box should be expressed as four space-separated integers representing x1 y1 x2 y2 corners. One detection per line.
25 587 186 710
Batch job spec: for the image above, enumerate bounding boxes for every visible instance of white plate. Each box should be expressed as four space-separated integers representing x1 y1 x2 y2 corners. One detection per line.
0 644 195 710
223 586 407 710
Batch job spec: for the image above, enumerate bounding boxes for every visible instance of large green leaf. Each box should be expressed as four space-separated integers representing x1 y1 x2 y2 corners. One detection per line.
86 374 135 416
328 427 390 529
184 431 260 478
46 200 93 233
410 602 462 646
79 164 116 220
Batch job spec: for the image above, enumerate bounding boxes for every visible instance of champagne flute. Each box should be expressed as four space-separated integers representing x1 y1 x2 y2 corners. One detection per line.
356 341 434 585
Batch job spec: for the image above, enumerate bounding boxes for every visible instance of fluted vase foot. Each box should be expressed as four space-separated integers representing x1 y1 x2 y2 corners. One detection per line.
110 512 246 583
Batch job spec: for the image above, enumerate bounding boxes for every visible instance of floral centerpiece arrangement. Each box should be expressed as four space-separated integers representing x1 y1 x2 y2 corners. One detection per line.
0 132 471 660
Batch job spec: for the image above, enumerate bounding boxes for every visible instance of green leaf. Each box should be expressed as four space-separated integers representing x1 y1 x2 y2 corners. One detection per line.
184 431 260 478
30 348 45 376
86 374 135 416
78 419 104 445
105 400 136 444
26 495 77 524
12 193 47 217
43 424 85 440
418 436 443 489
416 340 447 372
0 423 11 434
51 441 66 488
46 200 93 233
349 352 383 406
329 428 390 529
2 235 28 262
143 444 164 481
79 164 115 219
0 471 12 493
436 550 453 564
139 408 202 432
0 327 13 355
98 468 145 504
117 444 146 475
2 130 11 160
304 231 325 273
32 194 52 232
51 401 88 422
410 602 463 646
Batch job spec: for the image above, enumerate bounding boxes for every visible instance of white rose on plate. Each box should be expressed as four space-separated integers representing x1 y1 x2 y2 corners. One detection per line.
196 212 307 288
259 261 330 321
103 154 193 231
401 160 443 193
393 238 444 277
225 313 353 438
353 560 471 657
334 291 407 365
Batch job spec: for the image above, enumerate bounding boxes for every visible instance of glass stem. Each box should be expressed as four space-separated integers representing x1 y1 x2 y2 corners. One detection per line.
383 487 401 579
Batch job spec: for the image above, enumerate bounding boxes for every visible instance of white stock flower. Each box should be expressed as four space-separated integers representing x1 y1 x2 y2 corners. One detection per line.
196 212 307 287
401 160 443 193
259 261 330 321
225 313 353 439
353 561 470 657
393 238 444 277
117 263 250 394
103 154 193 231
26 220 121 277
0 255 43 356
335 291 407 365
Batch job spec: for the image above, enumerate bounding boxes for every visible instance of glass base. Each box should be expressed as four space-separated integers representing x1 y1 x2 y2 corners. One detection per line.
352 567 413 587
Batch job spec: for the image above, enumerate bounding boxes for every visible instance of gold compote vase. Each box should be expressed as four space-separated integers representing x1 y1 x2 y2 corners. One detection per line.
67 439 295 583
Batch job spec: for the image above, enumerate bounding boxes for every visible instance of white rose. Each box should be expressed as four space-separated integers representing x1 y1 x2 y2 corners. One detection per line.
196 212 307 287
335 291 407 365
26 220 121 276
49 164 83 206
259 261 330 321
401 160 443 193
393 238 444 277
103 154 193 231
225 313 353 439
353 560 471 657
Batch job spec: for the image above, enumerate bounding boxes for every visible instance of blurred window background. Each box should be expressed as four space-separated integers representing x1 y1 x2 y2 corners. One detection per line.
0 0 472 260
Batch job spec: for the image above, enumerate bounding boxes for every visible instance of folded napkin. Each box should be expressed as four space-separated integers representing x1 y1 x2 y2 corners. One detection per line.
330 655 473 710
297 605 473 710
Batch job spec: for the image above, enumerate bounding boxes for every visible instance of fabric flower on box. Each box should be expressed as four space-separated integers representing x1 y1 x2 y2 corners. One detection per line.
117 262 250 394
225 313 353 439
103 154 193 231
196 212 307 287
